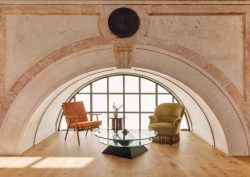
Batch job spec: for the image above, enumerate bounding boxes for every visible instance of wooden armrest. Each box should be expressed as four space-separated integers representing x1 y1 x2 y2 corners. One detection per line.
87 113 102 115
87 112 101 121
66 115 78 118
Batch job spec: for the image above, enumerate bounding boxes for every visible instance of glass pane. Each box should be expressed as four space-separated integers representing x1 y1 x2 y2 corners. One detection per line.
92 94 107 112
60 115 67 130
125 94 139 112
79 85 90 93
158 94 173 104
180 114 189 130
125 76 139 93
109 94 123 112
125 113 139 129
109 76 123 93
141 94 156 112
92 78 107 92
75 94 90 111
97 113 108 129
174 98 179 103
141 78 156 93
158 85 169 93
141 113 151 129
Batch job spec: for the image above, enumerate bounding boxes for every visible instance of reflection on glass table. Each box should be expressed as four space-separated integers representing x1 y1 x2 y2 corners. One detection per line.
95 129 157 159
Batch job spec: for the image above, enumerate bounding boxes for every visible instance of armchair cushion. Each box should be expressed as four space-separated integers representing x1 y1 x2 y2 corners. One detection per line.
149 115 158 124
149 122 175 135
70 120 102 129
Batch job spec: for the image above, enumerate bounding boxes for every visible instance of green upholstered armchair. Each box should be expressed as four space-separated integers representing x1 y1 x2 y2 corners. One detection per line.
148 103 185 145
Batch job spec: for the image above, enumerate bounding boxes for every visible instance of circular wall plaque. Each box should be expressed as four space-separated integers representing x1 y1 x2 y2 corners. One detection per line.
108 7 140 38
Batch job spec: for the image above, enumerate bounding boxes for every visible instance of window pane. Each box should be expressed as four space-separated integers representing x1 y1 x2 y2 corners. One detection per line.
109 94 123 112
141 113 151 129
125 76 139 93
60 115 67 130
109 76 123 93
92 78 107 92
97 113 108 129
141 78 155 93
92 94 107 112
125 94 139 112
141 94 156 112
158 94 173 104
60 75 189 132
79 85 90 93
75 94 90 111
125 113 139 129
158 85 169 93
180 114 189 130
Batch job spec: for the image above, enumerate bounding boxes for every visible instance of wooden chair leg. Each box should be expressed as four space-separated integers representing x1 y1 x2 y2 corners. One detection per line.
170 136 172 146
65 127 70 141
76 128 80 145
85 128 89 136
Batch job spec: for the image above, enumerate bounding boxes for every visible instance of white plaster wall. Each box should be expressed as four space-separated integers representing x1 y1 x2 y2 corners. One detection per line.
147 15 244 93
5 14 100 92
33 67 227 153
133 46 248 155
0 43 247 156
133 68 228 153
0 45 114 154
33 68 116 146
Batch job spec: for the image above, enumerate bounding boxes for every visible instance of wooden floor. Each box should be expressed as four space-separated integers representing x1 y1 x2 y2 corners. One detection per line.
0 131 250 177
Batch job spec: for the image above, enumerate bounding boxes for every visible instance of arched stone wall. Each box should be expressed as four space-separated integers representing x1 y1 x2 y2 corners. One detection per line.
0 36 249 155
33 68 228 154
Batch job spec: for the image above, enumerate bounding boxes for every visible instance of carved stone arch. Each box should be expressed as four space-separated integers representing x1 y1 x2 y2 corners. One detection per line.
133 37 250 155
0 37 249 156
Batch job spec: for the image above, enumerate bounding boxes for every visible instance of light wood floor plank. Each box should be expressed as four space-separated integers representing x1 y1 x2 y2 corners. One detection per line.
0 131 250 177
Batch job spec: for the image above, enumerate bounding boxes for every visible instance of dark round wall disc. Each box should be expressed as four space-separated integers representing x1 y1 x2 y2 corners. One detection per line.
108 7 140 38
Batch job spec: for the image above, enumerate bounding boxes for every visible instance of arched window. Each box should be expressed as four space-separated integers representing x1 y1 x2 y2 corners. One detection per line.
59 74 190 130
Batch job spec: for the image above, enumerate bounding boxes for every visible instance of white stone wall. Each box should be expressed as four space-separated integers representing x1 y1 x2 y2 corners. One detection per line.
0 1 249 155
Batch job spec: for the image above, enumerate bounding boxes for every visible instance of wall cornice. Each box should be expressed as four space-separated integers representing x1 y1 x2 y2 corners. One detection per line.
1 1 250 5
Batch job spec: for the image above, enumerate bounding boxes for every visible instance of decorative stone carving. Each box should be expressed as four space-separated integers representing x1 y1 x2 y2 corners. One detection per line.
114 39 133 68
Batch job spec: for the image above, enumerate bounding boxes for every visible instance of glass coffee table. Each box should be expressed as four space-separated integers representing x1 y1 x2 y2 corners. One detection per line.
95 129 157 159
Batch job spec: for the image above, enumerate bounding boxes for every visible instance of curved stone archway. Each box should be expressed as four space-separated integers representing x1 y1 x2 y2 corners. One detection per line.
0 37 249 156
33 68 228 154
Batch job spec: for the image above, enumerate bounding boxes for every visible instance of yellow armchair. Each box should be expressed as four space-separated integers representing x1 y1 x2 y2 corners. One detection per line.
148 103 185 145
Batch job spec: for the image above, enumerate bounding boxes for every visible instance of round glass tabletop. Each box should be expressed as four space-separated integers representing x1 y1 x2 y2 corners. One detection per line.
95 129 157 147
95 129 157 141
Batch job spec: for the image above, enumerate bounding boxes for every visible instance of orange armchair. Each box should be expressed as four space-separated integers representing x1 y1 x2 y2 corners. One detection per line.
62 101 102 145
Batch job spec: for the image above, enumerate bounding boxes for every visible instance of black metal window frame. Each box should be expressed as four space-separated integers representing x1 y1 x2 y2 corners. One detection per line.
59 74 190 131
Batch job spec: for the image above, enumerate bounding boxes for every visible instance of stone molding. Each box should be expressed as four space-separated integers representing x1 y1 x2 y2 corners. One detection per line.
0 3 249 131
0 37 112 125
135 37 247 125
114 39 133 68
1 1 250 5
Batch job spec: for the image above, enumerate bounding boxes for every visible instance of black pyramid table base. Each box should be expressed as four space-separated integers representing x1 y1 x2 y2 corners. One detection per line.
102 145 148 159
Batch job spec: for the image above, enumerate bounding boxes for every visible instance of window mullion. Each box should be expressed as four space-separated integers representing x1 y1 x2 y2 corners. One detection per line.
107 77 110 129
90 83 93 121
123 75 125 129
139 77 141 130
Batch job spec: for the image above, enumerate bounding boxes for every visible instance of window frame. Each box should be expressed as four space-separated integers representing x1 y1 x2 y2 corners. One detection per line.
58 74 190 131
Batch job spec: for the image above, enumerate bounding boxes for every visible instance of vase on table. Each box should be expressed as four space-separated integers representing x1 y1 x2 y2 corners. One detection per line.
113 112 118 133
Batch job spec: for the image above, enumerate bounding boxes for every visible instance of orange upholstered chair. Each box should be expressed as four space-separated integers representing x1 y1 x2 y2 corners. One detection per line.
62 101 102 145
